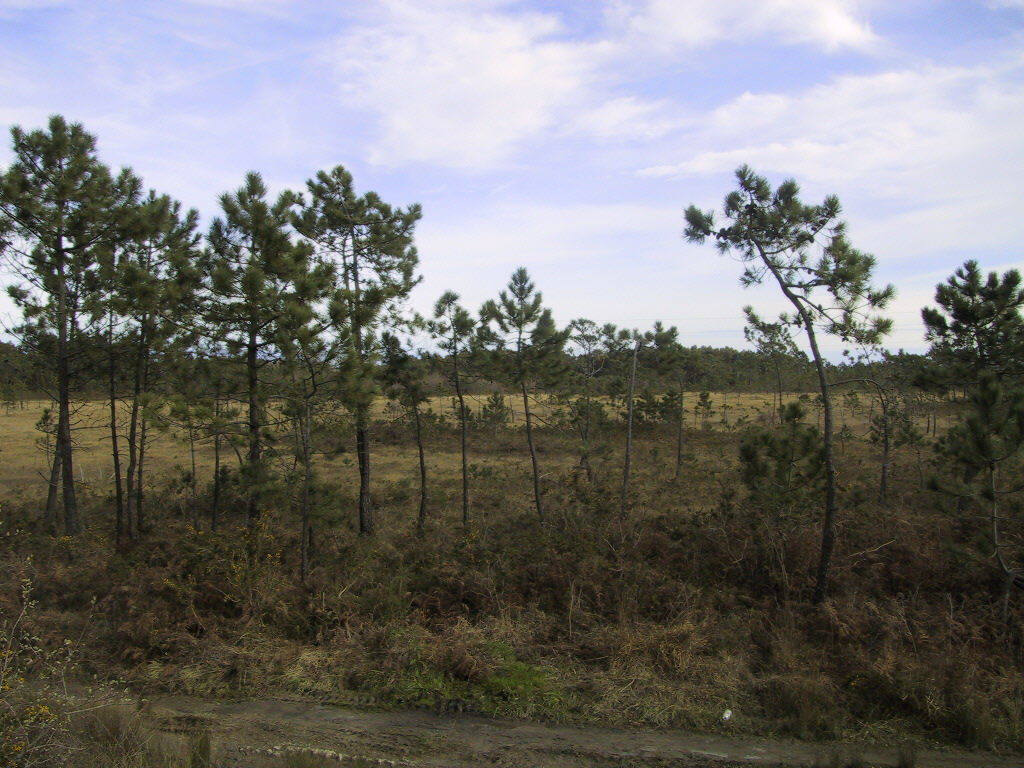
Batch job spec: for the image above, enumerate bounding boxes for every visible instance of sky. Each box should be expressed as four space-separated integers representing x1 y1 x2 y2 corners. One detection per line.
1 0 1023 354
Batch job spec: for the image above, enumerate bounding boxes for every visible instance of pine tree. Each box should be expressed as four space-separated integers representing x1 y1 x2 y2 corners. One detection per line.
744 307 800 427
479 268 568 519
278 289 341 582
933 373 1024 609
648 322 697 480
740 401 825 517
429 291 475 525
1 116 136 534
619 328 653 518
563 319 622 484
922 260 1024 389
685 165 894 603
98 189 201 541
295 165 421 535
381 332 432 535
204 172 329 543
922 261 1024 515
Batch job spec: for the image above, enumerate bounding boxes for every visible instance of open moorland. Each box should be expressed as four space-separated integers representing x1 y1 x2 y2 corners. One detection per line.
2 117 1022 768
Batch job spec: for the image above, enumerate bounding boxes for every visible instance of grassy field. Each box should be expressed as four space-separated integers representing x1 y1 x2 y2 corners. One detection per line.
5 387 1015 766
0 390 893 494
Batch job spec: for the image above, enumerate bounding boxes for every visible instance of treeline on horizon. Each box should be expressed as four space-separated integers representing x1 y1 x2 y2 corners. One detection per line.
0 335 934 400
1 114 1020 607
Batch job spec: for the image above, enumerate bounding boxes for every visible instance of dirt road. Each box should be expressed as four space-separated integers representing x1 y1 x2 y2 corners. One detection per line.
148 695 1021 768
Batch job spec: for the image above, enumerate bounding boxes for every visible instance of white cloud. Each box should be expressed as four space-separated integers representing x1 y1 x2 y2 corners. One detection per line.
572 96 686 141
329 0 611 169
411 199 751 342
640 58 1024 256
607 0 878 52
327 0 881 171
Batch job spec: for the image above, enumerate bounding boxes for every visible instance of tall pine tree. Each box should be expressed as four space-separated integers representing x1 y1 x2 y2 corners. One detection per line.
685 166 893 603
479 268 568 520
294 166 421 535
1 116 135 534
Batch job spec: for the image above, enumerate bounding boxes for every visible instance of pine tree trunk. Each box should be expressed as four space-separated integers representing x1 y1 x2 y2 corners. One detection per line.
212 390 222 532
246 330 260 531
125 319 149 540
137 411 148 533
620 339 640 518
521 380 544 519
188 425 198 527
56 258 79 535
413 402 428 535
759 248 840 605
774 360 784 427
348 250 374 536
453 353 469 525
674 379 684 480
107 315 125 545
879 401 890 504
299 402 313 584
44 429 62 532
356 407 374 535
580 394 594 484
806 321 838 605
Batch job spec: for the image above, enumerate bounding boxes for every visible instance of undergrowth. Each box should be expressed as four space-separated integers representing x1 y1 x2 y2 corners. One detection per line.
2 424 1023 759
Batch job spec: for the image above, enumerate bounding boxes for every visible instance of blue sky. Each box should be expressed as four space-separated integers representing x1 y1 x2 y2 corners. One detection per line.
2 0 1023 353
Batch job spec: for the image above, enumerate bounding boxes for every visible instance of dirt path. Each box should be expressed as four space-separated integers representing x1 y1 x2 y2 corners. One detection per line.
148 695 1021 768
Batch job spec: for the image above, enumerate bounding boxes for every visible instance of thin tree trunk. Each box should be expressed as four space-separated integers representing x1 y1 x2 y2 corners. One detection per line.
879 401 890 504
125 320 149 540
413 402 428 534
620 339 640 517
989 462 1016 622
44 429 62 532
521 380 544 519
246 330 260 532
805 321 838 605
137 411 148 533
674 379 684 480
991 462 1008 576
774 360 784 427
299 403 313 584
56 260 79 535
355 408 374 535
758 248 840 605
188 424 198 527
580 394 594 484
349 250 374 536
453 352 469 525
212 388 221 532
107 314 125 545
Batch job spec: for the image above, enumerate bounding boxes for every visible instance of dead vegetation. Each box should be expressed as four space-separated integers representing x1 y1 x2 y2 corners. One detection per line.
2 412 1023 766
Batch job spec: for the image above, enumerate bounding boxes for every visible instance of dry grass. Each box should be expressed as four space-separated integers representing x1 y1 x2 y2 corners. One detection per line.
0 390 902 494
1 393 1018 758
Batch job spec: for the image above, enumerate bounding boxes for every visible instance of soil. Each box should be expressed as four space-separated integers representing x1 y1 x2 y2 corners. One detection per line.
147 695 1023 767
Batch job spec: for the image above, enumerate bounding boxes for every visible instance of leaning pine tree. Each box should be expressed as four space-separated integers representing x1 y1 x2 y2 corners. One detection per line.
685 165 894 604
